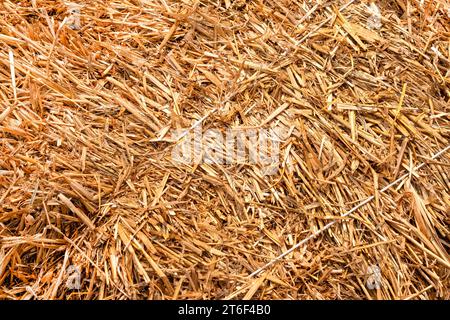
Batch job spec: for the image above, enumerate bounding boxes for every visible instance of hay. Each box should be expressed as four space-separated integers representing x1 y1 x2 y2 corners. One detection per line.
0 0 449 300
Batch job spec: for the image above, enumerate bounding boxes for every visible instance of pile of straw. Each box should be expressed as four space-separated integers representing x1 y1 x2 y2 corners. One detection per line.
0 0 449 299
